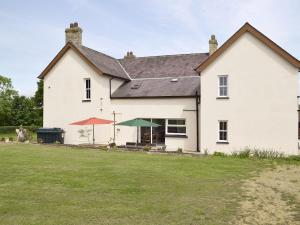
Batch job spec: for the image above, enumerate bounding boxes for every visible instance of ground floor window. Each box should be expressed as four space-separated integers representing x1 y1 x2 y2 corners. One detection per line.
218 120 228 141
166 119 186 135
140 118 186 145
140 119 165 145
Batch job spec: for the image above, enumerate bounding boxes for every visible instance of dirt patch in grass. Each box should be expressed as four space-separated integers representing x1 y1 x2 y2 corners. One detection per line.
232 165 300 225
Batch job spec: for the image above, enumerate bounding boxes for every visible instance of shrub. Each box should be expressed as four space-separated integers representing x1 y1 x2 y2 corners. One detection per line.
252 148 284 159
287 155 300 161
213 152 226 157
9 137 14 142
24 130 32 141
143 145 151 151
0 137 5 142
0 126 39 134
177 147 183 153
236 148 251 158
109 142 116 148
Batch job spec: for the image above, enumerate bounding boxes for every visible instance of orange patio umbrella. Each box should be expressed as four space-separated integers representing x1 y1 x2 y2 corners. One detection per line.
70 117 113 145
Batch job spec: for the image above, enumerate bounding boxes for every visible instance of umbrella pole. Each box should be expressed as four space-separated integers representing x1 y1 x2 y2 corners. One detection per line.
136 126 138 147
93 124 95 145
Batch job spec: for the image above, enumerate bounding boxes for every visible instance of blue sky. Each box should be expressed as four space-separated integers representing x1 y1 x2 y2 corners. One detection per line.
1 0 300 96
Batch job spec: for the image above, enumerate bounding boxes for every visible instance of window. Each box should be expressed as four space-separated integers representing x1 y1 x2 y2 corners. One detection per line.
166 119 186 135
218 75 228 97
218 121 228 142
84 78 91 100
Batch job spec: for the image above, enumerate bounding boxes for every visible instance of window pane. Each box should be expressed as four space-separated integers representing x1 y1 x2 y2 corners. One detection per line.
168 119 185 125
220 77 224 86
223 76 227 85
167 126 186 134
219 131 227 141
219 87 227 96
223 87 227 96
86 90 90 99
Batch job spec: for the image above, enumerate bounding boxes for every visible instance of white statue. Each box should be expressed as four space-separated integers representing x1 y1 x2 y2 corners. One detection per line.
16 126 26 142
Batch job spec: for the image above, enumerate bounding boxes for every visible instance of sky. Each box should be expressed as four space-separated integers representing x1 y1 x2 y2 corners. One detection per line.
0 0 300 96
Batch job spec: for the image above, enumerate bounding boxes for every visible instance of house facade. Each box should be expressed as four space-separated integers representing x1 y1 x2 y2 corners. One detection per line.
40 22 300 154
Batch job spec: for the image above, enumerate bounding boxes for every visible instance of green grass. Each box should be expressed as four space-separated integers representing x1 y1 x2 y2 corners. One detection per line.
0 144 270 225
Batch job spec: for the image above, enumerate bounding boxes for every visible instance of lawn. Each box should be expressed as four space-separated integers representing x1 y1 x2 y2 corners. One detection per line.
0 144 272 225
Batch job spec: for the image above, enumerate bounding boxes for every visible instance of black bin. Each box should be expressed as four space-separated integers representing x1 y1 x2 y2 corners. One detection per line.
37 128 64 144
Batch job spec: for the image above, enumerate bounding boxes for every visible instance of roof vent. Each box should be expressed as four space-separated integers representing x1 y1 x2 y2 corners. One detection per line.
131 83 141 89
171 78 178 82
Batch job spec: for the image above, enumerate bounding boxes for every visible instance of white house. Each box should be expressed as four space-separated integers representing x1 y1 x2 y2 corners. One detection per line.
39 22 300 155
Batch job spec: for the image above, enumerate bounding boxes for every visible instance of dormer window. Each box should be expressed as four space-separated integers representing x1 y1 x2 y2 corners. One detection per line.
218 75 228 97
84 78 91 100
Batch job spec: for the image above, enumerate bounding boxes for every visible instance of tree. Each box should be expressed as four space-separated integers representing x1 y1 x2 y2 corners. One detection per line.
0 75 17 126
33 79 43 126
10 95 39 126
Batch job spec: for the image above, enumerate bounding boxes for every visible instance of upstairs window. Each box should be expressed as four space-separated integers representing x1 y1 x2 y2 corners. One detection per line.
84 78 91 100
218 75 228 97
166 119 186 135
218 121 228 142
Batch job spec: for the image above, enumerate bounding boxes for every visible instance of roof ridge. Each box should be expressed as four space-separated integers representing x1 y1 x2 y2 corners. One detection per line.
131 76 199 81
118 52 209 60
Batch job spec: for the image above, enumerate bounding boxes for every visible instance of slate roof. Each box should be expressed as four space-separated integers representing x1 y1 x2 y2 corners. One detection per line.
111 77 200 98
119 53 208 79
78 46 130 80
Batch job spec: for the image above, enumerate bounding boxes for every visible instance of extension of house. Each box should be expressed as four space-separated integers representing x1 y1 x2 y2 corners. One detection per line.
39 22 300 154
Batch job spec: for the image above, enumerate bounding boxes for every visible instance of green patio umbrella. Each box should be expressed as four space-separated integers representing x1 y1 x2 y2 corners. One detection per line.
116 118 160 145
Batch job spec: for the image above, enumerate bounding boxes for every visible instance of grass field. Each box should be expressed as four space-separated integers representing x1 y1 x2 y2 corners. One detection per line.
0 144 298 225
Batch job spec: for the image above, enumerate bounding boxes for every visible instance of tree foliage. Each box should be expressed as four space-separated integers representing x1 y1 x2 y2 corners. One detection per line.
0 75 18 126
0 75 43 126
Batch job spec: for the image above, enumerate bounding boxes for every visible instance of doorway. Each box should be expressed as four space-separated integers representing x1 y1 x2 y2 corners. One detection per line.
140 118 165 145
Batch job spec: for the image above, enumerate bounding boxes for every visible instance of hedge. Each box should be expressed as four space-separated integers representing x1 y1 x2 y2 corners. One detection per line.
0 126 39 134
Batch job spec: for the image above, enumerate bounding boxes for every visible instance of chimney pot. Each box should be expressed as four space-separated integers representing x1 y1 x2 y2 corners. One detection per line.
124 51 136 59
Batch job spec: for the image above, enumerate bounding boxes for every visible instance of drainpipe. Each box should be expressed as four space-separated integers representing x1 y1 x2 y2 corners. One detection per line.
109 78 114 98
196 91 200 152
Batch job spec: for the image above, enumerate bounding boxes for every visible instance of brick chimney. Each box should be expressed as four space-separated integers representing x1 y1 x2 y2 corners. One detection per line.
209 35 218 55
65 22 82 46
124 51 136 59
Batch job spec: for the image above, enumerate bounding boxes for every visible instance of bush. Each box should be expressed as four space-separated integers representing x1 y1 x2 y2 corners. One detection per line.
143 145 151 151
9 137 14 142
252 148 284 159
213 152 226 157
234 148 251 158
177 147 183 153
287 155 300 161
109 142 116 148
0 137 5 142
0 126 39 134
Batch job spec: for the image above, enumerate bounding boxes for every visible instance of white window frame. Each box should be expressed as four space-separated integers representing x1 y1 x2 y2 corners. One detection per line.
218 75 228 97
166 119 186 135
218 120 228 142
84 78 91 100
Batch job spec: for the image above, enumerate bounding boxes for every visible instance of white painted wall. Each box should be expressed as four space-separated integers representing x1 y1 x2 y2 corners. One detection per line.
43 48 198 151
200 32 299 155
43 48 123 145
112 98 197 151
